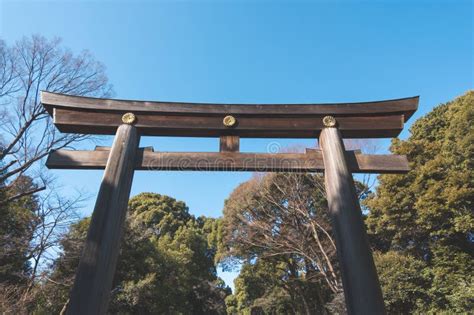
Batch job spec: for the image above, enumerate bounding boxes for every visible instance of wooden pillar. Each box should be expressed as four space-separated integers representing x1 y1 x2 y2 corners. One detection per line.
67 120 140 315
319 116 385 315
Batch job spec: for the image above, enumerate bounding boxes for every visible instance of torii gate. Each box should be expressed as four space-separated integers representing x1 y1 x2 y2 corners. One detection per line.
42 91 418 315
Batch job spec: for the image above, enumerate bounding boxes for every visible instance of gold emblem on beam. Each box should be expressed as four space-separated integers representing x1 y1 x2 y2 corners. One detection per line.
322 116 337 127
223 115 237 127
122 113 136 124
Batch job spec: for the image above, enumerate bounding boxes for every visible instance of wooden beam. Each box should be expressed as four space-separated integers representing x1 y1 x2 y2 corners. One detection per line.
306 148 362 154
320 126 386 314
42 92 419 138
42 91 419 120
94 145 153 152
52 107 405 138
67 124 140 314
46 149 410 173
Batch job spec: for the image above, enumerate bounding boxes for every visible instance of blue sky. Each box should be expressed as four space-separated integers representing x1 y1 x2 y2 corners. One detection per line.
1 0 472 288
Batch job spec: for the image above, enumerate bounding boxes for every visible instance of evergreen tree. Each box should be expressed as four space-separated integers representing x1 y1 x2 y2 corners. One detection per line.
37 193 230 314
366 91 474 313
0 176 38 284
225 259 296 315
373 251 430 313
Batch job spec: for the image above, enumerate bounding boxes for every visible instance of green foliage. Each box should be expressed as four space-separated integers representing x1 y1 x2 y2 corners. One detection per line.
38 193 230 314
20 92 474 314
227 257 346 315
373 251 430 313
366 91 474 313
0 176 38 284
226 260 294 315
223 91 474 314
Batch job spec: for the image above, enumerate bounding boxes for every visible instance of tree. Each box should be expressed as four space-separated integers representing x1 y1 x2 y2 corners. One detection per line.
0 34 111 312
0 35 111 200
37 193 230 314
0 174 86 313
365 91 474 313
0 176 39 312
0 176 37 285
221 172 352 314
225 259 297 315
373 251 430 314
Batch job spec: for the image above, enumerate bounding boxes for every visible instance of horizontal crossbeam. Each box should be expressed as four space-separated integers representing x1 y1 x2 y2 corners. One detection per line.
46 149 410 173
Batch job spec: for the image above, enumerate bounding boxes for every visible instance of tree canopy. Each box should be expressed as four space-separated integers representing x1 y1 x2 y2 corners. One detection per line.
0 176 37 285
221 91 473 314
0 35 471 314
36 193 230 314
366 91 473 313
0 35 111 311
221 173 346 314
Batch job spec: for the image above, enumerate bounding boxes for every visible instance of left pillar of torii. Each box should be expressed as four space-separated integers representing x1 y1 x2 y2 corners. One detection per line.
67 113 139 314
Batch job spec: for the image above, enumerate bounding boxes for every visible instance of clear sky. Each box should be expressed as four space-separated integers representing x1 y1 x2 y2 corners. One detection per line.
1 0 472 287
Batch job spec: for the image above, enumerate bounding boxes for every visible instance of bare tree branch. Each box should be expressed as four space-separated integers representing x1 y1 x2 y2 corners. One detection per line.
222 172 346 295
0 35 112 308
0 185 46 206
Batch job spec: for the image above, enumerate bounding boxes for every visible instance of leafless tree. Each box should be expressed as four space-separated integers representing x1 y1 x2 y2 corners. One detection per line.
0 35 112 309
0 35 112 201
222 140 379 301
223 172 342 294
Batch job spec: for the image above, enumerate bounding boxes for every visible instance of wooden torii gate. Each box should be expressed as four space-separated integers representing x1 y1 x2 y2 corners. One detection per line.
42 91 418 315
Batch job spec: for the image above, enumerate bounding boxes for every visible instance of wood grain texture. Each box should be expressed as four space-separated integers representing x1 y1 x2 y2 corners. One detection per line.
42 91 419 119
220 136 240 152
66 124 140 315
320 127 386 315
52 107 405 138
46 149 410 174
42 91 418 138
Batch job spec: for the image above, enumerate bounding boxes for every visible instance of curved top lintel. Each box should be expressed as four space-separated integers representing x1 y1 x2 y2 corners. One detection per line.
41 91 419 121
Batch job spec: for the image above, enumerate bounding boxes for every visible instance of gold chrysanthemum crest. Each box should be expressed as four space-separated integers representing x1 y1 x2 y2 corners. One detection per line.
223 115 237 127
322 115 337 127
122 112 136 124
